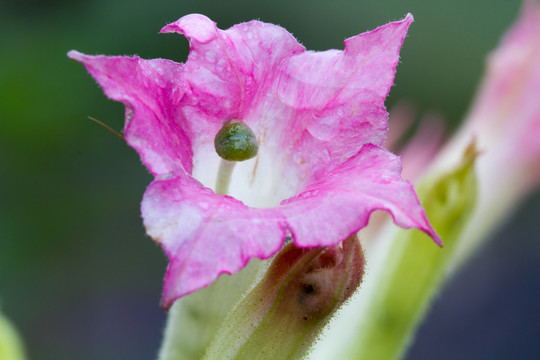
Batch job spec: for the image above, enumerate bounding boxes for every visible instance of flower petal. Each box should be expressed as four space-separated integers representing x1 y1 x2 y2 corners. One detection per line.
281 144 441 247
276 14 413 149
68 51 192 175
161 14 305 120
142 174 289 309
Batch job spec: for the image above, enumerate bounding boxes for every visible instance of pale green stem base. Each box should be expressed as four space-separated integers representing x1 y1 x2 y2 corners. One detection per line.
157 259 266 360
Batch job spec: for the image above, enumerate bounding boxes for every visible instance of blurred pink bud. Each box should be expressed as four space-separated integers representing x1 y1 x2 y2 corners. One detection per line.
431 0 540 260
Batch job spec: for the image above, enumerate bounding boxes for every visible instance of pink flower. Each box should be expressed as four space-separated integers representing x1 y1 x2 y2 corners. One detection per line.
69 14 440 309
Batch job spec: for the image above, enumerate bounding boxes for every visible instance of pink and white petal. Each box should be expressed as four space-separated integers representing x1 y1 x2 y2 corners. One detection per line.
277 14 413 113
68 51 193 175
281 144 441 247
161 14 304 123
271 15 414 184
142 174 289 309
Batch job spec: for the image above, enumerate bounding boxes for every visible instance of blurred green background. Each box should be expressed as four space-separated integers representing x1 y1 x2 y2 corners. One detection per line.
1 0 539 359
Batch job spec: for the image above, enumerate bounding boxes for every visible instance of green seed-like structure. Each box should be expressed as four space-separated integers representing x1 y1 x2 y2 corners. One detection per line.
214 121 259 161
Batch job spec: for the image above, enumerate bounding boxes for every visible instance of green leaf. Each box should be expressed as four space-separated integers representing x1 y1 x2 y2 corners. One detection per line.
205 236 364 360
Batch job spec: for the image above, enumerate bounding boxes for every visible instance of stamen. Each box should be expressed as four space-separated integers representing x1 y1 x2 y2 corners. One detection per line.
215 160 236 195
214 121 258 195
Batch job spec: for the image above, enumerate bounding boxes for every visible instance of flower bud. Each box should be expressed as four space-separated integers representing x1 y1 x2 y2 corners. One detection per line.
204 235 364 359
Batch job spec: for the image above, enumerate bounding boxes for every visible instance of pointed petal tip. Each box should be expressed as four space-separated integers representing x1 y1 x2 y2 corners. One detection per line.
67 50 83 61
67 50 99 65
395 13 413 32
432 231 443 247
160 272 190 311
160 14 217 43
404 13 414 24
161 297 175 311
158 267 235 311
